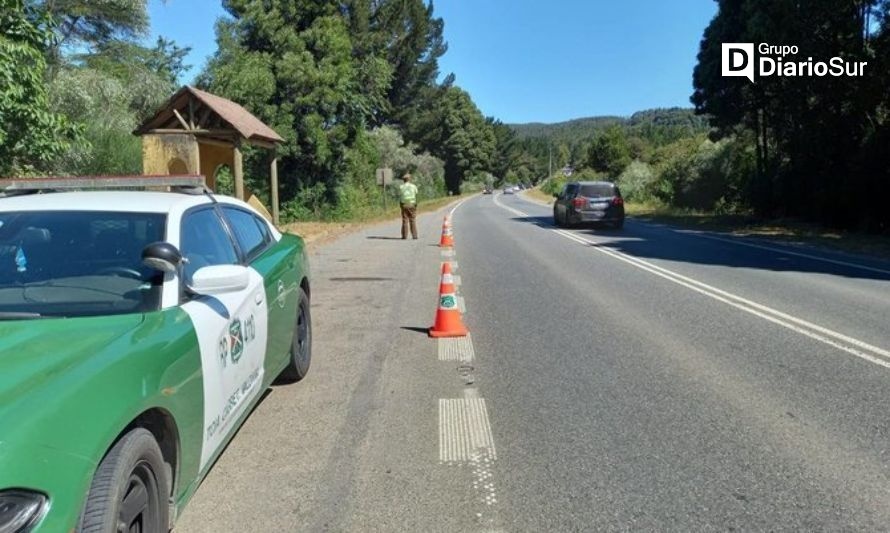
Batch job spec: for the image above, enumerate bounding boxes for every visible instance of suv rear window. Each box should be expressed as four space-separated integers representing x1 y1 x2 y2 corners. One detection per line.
579 183 617 198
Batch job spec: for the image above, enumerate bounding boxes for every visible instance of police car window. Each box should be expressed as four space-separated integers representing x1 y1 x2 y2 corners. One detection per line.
253 214 273 245
0 211 166 318
221 207 269 261
180 209 239 281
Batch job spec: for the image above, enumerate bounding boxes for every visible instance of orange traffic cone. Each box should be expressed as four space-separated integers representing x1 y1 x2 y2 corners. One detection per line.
439 216 454 248
438 261 456 294
430 262 468 338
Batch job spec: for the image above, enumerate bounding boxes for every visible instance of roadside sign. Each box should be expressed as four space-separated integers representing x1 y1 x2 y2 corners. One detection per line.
376 168 393 185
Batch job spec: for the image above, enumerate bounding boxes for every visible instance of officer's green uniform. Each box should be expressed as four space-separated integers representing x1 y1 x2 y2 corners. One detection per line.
399 179 419 239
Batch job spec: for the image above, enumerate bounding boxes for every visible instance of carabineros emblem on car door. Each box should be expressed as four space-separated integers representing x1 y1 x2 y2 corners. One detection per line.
228 319 244 363
218 315 257 367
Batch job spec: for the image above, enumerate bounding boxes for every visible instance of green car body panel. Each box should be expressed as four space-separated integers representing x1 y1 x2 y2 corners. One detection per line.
0 232 308 531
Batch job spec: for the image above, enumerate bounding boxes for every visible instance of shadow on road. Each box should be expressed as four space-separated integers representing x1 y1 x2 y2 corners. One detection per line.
400 326 430 335
509 215 890 282
366 236 404 240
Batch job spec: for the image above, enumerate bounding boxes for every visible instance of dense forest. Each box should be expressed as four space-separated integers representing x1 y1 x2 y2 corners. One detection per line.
693 0 890 231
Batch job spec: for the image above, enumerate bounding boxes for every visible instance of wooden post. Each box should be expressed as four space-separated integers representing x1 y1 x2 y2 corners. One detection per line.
270 155 280 226
233 139 245 200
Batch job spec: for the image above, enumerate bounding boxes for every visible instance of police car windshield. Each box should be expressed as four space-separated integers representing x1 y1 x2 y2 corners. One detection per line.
0 211 166 318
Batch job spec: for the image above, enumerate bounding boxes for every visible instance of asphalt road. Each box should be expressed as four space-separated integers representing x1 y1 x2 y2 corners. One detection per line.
177 192 890 532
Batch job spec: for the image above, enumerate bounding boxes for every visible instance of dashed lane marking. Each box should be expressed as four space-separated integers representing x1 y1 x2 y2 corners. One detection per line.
438 333 474 362
438 398 497 463
453 275 462 286
457 295 466 314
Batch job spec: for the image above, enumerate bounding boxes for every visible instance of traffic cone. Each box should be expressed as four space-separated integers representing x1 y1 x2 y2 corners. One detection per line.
430 263 468 338
439 216 454 248
438 261 456 294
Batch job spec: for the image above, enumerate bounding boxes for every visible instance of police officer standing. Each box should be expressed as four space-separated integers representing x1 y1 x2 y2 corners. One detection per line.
399 173 419 239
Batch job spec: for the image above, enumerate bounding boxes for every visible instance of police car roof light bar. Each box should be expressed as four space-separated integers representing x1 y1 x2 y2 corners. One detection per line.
0 175 207 196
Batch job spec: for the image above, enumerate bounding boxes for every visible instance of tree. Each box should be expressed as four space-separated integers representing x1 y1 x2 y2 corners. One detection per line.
0 0 79 175
29 0 150 67
415 86 495 193
372 0 447 127
692 0 890 228
202 0 392 202
586 125 631 176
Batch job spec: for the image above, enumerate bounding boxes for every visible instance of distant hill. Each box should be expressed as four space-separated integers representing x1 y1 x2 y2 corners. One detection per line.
509 108 710 144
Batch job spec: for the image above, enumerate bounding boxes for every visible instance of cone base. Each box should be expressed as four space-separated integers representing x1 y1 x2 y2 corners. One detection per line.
429 326 468 338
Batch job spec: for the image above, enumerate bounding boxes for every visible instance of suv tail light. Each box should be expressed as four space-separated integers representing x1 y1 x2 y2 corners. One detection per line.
611 197 624 207
571 197 587 209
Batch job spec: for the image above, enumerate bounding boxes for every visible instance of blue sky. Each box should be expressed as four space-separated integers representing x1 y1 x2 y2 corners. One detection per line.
147 0 717 124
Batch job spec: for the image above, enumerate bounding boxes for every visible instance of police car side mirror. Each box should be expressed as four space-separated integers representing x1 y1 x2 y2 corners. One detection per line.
142 242 183 273
188 265 250 295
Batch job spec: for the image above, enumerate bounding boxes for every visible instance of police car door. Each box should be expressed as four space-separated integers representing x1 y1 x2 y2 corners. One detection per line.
179 207 269 470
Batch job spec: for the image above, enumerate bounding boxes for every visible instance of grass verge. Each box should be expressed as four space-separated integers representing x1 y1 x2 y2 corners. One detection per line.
525 187 555 204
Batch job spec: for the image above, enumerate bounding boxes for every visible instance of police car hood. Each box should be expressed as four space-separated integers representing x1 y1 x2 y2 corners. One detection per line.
0 313 144 405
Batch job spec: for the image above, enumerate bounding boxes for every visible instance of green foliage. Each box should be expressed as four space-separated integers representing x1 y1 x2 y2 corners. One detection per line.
0 0 79 175
215 165 235 196
652 136 754 211
370 126 445 196
540 176 566 196
31 0 150 67
586 125 631 176
204 2 395 205
0 0 189 177
692 0 890 230
411 86 495 193
617 160 657 202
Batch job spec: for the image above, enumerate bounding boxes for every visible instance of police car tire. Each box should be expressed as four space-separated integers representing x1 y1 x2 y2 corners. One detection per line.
280 288 312 382
78 428 170 533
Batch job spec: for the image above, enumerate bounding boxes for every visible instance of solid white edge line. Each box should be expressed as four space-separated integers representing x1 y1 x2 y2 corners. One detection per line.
556 228 890 361
494 198 890 370
554 229 890 370
518 187 890 276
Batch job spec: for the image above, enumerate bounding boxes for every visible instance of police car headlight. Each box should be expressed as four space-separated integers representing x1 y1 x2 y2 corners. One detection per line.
0 491 46 533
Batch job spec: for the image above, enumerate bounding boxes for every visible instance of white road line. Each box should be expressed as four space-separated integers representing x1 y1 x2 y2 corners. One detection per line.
438 334 475 362
453 275 462 286
449 195 473 217
515 188 890 276
457 295 466 313
441 249 455 258
494 200 890 370
555 228 890 366
438 398 497 463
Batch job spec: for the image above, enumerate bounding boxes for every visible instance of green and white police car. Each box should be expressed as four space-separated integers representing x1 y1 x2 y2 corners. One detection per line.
0 177 311 532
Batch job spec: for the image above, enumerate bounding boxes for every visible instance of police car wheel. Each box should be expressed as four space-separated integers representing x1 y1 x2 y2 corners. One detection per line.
280 288 312 382
78 428 169 533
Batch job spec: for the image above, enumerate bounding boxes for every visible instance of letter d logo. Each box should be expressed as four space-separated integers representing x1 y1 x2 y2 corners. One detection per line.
722 43 755 83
